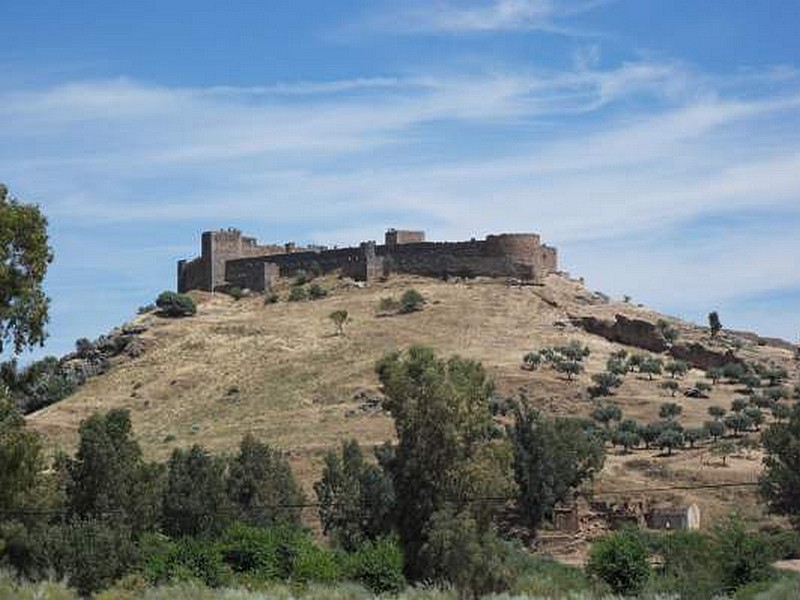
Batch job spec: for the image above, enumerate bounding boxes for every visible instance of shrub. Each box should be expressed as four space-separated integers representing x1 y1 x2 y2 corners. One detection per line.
587 529 650 596
308 283 328 300
522 351 542 371
32 518 138 596
156 291 197 317
227 287 244 301
293 270 311 286
399 289 425 313
377 297 400 314
263 291 279 304
339 537 405 594
329 310 349 336
288 286 308 302
146 536 231 588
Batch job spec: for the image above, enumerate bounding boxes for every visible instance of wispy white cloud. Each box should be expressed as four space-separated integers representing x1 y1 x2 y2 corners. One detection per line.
2 57 800 352
350 0 612 36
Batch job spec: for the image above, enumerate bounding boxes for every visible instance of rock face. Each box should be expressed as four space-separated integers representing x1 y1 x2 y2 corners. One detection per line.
570 314 668 353
667 343 742 371
571 313 743 370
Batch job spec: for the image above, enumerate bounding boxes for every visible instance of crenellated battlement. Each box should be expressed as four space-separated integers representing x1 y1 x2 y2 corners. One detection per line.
177 228 558 292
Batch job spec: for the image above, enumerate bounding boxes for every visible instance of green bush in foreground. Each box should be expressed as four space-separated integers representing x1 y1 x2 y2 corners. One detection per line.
586 529 650 596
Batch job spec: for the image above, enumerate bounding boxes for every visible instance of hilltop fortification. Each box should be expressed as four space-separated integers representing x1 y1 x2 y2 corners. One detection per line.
177 228 558 292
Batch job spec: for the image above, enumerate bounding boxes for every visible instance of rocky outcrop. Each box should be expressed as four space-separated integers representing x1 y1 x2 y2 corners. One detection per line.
667 343 743 371
570 314 668 353
571 313 743 370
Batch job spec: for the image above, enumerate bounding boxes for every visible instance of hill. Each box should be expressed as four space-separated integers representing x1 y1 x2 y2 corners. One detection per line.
27 272 798 534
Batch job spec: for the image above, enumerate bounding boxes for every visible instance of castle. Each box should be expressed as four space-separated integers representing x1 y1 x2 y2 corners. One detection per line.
177 228 558 293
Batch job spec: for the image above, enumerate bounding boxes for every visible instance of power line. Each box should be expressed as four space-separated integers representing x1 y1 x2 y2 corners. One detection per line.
0 480 763 517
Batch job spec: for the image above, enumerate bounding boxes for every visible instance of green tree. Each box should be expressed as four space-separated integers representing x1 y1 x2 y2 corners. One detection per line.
590 371 623 397
227 434 304 528
66 409 164 534
707 367 724 385
708 311 722 337
665 360 689 379
314 439 395 551
329 310 349 335
661 380 680 397
713 439 736 466
586 529 650 596
724 412 752 436
555 359 584 381
375 346 508 580
640 357 663 380
657 429 684 455
510 407 604 529
606 356 629 376
761 403 800 528
659 402 683 420
712 516 773 592
657 319 679 345
591 404 622 429
0 399 47 515
0 184 53 354
417 508 516 599
162 445 230 537
708 405 726 420
706 420 725 441
685 427 708 448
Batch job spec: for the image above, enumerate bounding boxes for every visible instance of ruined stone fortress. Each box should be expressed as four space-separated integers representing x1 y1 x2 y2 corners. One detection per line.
177 228 558 293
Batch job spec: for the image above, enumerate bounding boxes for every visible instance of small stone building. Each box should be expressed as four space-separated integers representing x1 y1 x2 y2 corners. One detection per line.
645 504 701 531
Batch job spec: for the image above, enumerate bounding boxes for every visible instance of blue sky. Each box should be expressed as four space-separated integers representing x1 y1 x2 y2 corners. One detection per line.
2 0 800 360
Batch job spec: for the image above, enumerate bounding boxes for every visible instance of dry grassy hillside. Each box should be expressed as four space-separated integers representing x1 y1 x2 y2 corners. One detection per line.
28 273 798 529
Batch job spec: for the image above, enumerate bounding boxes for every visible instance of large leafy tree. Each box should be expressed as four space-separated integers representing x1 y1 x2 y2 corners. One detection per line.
227 433 304 528
162 444 231 537
66 409 164 534
510 406 605 529
376 346 510 580
0 184 53 354
760 403 800 528
314 439 395 551
0 398 46 515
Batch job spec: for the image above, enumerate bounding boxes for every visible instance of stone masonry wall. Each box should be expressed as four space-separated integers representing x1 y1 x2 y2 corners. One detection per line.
179 229 557 292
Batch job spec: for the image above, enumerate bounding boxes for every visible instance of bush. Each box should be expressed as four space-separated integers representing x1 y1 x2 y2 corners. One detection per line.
712 516 774 592
30 518 138 596
227 287 244 301
399 289 425 313
339 537 405 594
308 283 328 300
586 529 650 596
288 286 308 302
218 524 340 584
377 297 400 314
156 292 196 317
263 292 279 305
293 270 311 286
145 536 231 588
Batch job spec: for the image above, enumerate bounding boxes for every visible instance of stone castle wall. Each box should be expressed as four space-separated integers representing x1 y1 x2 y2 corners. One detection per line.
178 228 557 292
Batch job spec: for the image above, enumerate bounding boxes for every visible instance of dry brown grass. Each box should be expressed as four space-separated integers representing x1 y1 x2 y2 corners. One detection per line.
27 273 798 528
